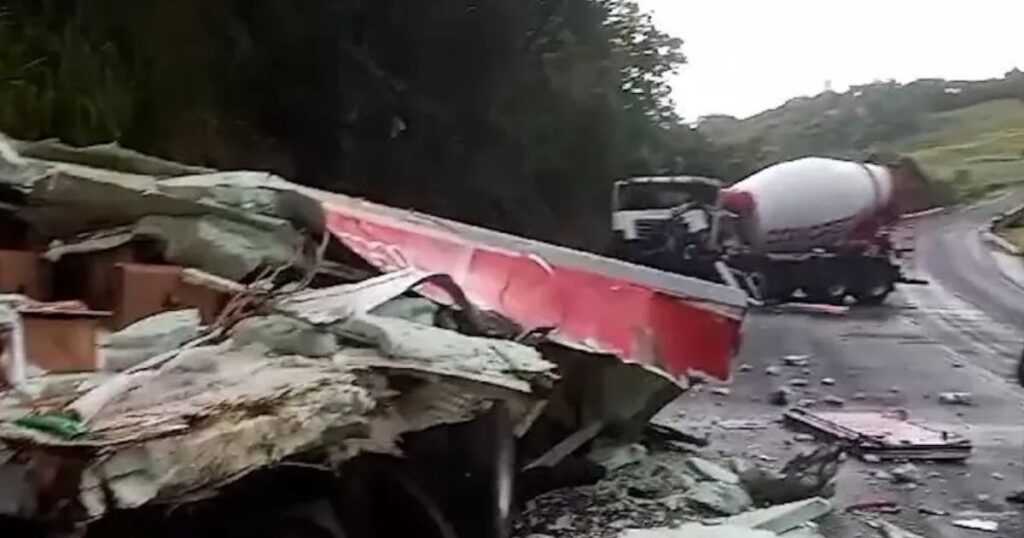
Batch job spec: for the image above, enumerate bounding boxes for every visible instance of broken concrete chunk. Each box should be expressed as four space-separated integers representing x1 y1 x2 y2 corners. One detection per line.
685 482 753 515
231 315 339 357
865 518 927 538
951 519 998 532
781 355 810 367
589 443 648 472
620 523 777 537
770 387 793 406
741 446 842 506
337 314 551 378
937 392 973 405
889 463 921 484
686 457 740 484
369 296 439 326
720 497 832 534
917 506 949 516
718 419 769 431
778 524 824 538
133 214 301 281
102 309 201 371
872 470 893 481
821 395 845 407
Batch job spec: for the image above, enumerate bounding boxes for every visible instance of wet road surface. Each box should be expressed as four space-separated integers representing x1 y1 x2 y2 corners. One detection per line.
662 194 1024 537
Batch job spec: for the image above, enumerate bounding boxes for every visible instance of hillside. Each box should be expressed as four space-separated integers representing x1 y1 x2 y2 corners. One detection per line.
699 71 1024 198
903 99 1024 198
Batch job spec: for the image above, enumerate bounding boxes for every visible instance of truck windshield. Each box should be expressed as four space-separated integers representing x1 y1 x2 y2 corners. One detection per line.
615 182 717 211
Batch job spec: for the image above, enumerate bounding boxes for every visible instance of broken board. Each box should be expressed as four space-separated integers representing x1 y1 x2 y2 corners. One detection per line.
783 408 971 461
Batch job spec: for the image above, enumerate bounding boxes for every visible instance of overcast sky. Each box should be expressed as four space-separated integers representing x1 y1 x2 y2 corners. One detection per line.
635 0 1024 120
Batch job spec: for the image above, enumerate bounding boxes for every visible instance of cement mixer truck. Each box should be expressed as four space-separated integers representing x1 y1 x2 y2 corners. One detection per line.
611 156 930 305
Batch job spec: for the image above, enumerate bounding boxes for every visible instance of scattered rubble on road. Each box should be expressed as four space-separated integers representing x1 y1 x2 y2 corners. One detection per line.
513 439 840 538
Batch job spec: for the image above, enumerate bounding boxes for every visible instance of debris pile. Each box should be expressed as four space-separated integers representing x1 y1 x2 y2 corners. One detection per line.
0 136 747 536
512 439 843 538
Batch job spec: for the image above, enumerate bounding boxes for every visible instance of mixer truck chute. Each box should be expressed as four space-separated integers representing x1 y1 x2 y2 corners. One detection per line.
611 157 929 305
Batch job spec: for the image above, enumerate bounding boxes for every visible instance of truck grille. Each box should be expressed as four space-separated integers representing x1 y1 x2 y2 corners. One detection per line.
635 219 664 239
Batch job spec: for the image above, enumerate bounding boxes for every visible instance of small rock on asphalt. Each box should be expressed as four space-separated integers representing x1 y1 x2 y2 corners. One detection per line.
872 470 893 481
789 378 809 387
738 364 752 372
781 354 810 367
918 506 950 516
991 472 1004 480
765 366 782 376
821 377 836 386
769 387 792 406
889 463 921 484
794 433 815 442
861 454 881 463
852 391 867 400
822 395 845 407
796 398 818 408
938 392 973 405
711 387 732 396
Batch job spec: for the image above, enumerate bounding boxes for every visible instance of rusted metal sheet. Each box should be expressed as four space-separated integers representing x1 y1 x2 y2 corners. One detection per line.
317 196 747 381
784 408 972 461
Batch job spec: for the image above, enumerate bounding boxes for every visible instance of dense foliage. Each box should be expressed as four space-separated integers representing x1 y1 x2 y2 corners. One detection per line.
0 0 734 249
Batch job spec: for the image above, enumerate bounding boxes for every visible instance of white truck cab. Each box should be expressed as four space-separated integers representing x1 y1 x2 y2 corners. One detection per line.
611 176 721 241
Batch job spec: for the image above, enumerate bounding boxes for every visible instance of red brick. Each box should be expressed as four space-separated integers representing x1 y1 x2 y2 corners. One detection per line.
111 263 226 329
0 250 50 300
20 310 108 373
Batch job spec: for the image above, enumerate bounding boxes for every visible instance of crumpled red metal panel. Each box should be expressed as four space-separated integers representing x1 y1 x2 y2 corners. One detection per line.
321 199 746 381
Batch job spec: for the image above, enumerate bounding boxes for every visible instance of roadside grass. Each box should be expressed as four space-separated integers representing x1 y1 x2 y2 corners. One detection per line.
902 99 1024 201
997 223 1024 251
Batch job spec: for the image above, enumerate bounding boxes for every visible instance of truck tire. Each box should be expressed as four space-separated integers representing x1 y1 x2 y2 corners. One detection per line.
851 261 895 305
807 264 849 305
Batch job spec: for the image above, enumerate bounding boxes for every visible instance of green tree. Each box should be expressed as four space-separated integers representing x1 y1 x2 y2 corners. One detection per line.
0 0 727 249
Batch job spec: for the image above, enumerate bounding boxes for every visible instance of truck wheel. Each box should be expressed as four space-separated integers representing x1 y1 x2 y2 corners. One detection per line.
808 276 848 305
852 263 895 305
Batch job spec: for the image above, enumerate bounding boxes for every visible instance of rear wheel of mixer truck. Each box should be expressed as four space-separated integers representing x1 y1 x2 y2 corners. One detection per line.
806 259 850 305
850 258 896 305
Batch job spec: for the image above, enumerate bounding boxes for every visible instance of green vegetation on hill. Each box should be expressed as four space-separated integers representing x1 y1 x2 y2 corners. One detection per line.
700 72 1024 198
903 99 1024 199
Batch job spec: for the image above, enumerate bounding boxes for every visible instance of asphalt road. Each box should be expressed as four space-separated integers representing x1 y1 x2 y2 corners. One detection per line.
661 194 1024 537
